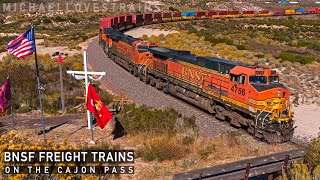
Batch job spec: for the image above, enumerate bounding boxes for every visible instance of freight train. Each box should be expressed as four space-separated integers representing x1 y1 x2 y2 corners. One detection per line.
97 8 319 143
99 8 320 30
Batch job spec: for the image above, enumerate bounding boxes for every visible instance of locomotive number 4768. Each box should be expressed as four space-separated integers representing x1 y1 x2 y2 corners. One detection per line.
231 84 245 96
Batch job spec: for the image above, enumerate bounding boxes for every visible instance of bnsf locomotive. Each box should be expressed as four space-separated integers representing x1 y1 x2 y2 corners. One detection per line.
98 11 299 143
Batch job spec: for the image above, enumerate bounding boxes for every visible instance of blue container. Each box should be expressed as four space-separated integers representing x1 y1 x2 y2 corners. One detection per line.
182 12 189 16
295 8 305 13
189 12 195 16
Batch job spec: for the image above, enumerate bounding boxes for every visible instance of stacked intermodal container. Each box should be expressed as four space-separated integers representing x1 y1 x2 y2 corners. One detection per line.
153 13 162 24
274 9 285 16
162 12 172 22
133 14 143 26
258 10 271 16
195 12 206 19
112 16 119 29
285 9 295 15
118 15 126 31
307 8 317 14
242 11 255 17
143 13 153 25
206 11 219 18
228 11 240 18
172 12 182 21
125 14 134 29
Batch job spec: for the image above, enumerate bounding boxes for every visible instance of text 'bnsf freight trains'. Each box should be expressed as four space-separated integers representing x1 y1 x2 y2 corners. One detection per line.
97 9 310 143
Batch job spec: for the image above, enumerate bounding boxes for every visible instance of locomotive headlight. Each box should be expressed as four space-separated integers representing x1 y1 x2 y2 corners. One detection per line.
277 90 281 97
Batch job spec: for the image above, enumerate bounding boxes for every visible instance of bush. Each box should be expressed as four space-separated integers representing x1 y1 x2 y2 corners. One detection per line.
69 17 79 24
305 138 320 170
280 52 316 64
197 142 216 159
236 44 246 50
138 136 187 161
118 105 180 134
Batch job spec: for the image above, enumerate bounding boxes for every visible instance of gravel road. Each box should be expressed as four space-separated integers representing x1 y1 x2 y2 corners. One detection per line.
87 38 235 136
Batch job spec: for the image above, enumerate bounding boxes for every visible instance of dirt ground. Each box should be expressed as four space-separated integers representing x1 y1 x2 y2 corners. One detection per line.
0 111 298 180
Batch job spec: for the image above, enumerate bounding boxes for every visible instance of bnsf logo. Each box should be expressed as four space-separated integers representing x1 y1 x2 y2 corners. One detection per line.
182 66 207 82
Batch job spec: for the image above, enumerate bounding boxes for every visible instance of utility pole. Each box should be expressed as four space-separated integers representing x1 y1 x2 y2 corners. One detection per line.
52 52 68 114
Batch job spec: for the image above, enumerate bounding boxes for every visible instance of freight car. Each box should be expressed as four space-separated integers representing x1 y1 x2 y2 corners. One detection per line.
99 26 295 143
242 11 255 17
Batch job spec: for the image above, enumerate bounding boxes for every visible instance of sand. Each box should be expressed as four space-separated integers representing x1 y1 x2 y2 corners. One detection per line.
293 104 320 142
124 27 178 38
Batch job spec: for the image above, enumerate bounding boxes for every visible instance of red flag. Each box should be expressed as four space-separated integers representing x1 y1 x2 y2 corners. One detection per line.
57 56 64 63
87 83 112 129
0 79 12 116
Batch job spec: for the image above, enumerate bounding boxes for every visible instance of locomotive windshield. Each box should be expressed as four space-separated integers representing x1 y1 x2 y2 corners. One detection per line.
249 76 267 84
269 76 279 83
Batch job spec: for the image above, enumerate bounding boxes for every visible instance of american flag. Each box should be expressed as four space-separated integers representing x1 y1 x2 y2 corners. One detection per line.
6 27 35 59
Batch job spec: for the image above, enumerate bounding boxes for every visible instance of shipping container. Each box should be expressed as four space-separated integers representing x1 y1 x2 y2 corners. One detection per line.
162 12 172 22
273 9 285 16
242 11 255 17
100 17 113 28
125 14 134 30
307 8 317 14
195 12 206 19
218 11 228 18
206 11 219 18
172 12 182 21
228 11 240 18
258 10 271 16
143 13 153 25
285 9 295 15
295 8 305 14
182 11 195 19
118 15 126 31
153 13 162 23
133 14 144 26
112 16 119 30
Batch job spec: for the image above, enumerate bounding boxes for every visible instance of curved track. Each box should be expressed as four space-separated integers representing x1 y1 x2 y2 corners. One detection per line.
87 38 239 137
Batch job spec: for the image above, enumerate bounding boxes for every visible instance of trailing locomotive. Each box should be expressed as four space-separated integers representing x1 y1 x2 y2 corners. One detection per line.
96 8 319 142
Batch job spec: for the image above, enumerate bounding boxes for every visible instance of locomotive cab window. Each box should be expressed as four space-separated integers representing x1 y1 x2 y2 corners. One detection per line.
230 74 246 85
249 76 267 84
269 76 279 83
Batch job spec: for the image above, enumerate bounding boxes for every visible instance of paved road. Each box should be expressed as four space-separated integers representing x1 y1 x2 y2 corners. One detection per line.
87 38 235 136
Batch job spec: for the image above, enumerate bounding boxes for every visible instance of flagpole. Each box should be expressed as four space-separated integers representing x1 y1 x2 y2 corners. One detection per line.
8 75 14 130
85 52 94 144
32 25 47 143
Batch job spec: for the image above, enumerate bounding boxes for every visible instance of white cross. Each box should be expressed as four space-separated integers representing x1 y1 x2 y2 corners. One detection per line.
67 51 106 129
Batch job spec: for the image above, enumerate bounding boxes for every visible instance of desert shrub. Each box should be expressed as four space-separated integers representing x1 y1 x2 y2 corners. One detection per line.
305 137 320 170
183 116 197 130
69 17 79 24
280 52 316 64
118 105 179 135
197 142 216 160
137 136 187 161
169 7 179 12
280 137 320 179
42 16 51 24
308 42 320 51
54 16 65 22
236 44 246 50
